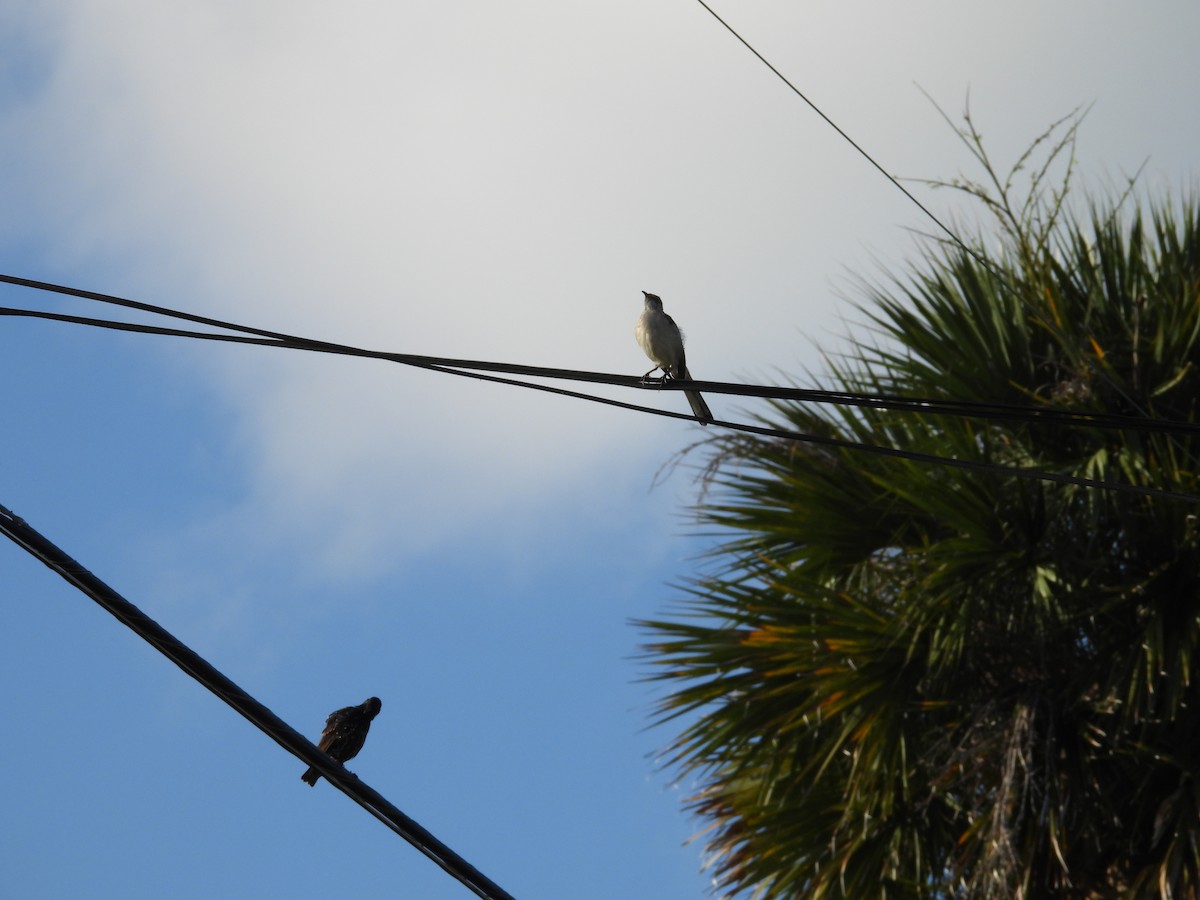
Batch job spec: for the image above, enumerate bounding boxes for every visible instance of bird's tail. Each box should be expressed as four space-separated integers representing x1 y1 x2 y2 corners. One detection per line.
680 367 713 425
685 390 713 425
301 767 321 787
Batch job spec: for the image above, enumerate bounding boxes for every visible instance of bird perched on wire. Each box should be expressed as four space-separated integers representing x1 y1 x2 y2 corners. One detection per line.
635 291 713 425
301 696 382 787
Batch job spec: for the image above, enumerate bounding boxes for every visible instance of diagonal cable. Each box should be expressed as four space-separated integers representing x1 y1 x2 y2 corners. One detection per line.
691 0 975 263
0 503 514 900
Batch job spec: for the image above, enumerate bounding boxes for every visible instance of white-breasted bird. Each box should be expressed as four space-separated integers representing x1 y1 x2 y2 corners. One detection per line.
635 291 713 425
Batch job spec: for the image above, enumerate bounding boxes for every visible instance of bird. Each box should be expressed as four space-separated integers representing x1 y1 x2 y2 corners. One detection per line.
301 696 382 787
635 291 713 424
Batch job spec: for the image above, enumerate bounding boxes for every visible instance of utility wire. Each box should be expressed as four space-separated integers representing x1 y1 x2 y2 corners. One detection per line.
0 503 515 900
5 273 1200 437
3 300 1198 504
10 302 1200 441
3 275 1199 503
691 0 978 265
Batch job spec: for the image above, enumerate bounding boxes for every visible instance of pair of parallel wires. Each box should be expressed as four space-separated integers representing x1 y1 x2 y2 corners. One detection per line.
4 271 1197 504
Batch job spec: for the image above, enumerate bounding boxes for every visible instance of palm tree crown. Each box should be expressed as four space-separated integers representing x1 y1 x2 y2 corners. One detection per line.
643 112 1200 898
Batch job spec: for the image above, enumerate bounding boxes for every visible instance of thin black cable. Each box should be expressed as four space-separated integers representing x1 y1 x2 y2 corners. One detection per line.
427 361 1200 504
0 273 293 344
6 285 1200 438
4 304 1195 504
688 1 1081 327
0 503 514 900
691 0 982 268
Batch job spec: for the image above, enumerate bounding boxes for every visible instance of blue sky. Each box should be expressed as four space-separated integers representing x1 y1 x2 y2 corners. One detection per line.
2 2 1199 897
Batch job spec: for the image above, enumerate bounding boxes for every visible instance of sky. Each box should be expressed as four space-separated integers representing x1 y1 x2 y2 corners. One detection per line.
1 1 1198 897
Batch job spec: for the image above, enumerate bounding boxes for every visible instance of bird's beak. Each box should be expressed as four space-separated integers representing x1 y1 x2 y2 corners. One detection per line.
641 290 649 297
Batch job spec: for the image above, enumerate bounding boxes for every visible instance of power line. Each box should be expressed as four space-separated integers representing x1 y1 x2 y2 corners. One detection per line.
0 503 515 900
9 300 1200 442
690 0 981 267
3 292 1198 504
4 273 1200 437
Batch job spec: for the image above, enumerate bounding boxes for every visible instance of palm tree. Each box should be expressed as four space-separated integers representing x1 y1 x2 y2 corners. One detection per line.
642 111 1200 898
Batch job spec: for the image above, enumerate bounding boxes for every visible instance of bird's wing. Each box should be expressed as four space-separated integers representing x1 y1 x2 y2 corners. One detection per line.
667 315 685 344
319 706 358 747
316 709 353 755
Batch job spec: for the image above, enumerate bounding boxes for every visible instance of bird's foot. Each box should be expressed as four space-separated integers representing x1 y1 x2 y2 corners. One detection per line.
640 368 667 386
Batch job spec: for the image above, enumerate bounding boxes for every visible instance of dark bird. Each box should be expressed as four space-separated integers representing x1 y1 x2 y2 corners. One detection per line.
301 696 382 787
635 291 713 425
